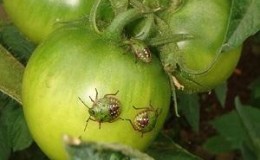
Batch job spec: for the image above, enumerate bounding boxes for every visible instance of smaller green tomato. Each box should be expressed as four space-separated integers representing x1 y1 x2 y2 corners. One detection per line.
3 0 113 43
78 88 121 130
156 0 242 93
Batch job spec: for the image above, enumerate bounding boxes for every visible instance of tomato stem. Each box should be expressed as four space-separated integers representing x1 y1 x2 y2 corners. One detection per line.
89 0 102 34
133 14 155 41
148 34 193 46
104 8 144 41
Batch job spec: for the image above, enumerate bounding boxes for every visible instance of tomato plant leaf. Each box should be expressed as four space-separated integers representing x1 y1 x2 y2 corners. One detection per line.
214 82 228 107
249 77 260 100
0 112 11 160
178 93 200 132
0 95 33 159
235 98 260 159
210 98 260 159
1 100 33 151
0 25 35 65
9 107 33 151
221 0 260 52
211 109 248 149
0 45 24 104
203 135 233 154
240 142 258 160
146 133 202 160
64 135 154 160
0 129 11 160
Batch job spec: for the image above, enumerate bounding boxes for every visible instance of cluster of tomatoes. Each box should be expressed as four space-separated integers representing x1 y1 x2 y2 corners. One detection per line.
4 0 241 159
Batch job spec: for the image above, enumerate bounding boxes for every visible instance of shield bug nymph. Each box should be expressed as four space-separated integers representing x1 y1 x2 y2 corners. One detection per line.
78 88 122 131
125 103 161 137
124 38 152 63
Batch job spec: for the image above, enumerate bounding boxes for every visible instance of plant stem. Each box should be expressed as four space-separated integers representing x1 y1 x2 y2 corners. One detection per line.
0 45 24 104
104 8 144 41
134 14 155 40
89 0 102 34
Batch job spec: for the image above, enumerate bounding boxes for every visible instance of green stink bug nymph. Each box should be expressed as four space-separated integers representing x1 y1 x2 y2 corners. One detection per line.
79 88 121 131
125 38 152 63
125 103 161 137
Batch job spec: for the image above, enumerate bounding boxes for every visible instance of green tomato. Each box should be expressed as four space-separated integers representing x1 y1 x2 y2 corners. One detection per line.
22 24 171 160
157 0 241 93
3 0 112 43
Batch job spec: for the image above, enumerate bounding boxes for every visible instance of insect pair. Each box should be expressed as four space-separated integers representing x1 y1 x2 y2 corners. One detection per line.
78 89 161 137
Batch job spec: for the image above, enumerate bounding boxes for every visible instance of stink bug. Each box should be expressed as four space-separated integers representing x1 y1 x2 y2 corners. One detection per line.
125 103 161 137
78 88 121 131
125 38 152 63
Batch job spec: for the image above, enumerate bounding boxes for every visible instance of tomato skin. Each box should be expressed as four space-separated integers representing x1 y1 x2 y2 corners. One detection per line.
157 0 241 93
22 25 171 160
3 0 94 43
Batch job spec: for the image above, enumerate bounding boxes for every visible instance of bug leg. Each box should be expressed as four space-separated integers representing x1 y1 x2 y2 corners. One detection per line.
89 96 95 103
78 97 91 109
118 117 124 121
95 88 99 100
141 132 144 138
84 117 91 131
132 105 149 110
149 101 155 109
104 90 119 97
125 118 137 131
134 54 138 63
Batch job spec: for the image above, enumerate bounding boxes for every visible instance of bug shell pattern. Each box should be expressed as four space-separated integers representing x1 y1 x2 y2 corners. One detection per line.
133 108 159 133
129 38 152 63
90 95 121 122
79 89 121 130
126 105 161 137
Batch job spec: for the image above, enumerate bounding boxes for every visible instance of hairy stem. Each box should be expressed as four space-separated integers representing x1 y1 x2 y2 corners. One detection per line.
104 8 144 41
89 0 102 34
0 45 24 104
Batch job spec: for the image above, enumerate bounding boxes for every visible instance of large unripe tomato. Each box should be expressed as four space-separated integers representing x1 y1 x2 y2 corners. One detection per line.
157 0 241 93
22 24 171 160
3 0 95 43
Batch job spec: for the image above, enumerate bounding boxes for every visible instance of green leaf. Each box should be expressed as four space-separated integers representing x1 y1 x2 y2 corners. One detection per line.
0 25 35 65
146 133 202 160
9 108 33 151
221 0 260 52
0 122 11 160
249 77 260 100
0 45 24 104
210 98 260 159
203 135 233 154
0 100 33 152
211 110 248 149
240 143 258 160
64 135 154 160
235 98 260 159
214 82 228 107
178 93 200 132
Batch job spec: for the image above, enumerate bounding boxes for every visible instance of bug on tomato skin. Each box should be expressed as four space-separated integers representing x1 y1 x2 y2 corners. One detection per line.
124 38 152 63
125 103 161 137
78 88 122 131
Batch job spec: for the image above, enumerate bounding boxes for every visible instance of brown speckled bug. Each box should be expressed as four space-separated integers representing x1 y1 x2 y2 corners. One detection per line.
125 103 161 137
125 38 152 63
